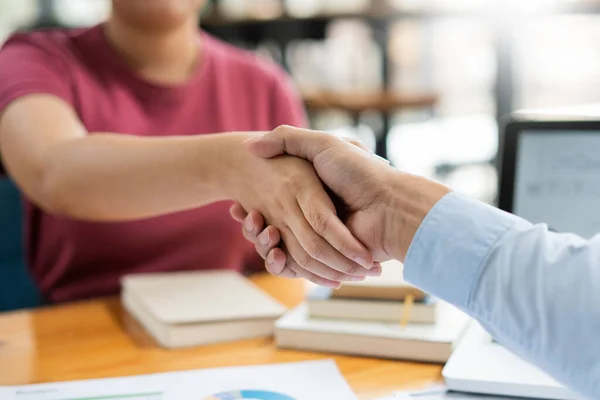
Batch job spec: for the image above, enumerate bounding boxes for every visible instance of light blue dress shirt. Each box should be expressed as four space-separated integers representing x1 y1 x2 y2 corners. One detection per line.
403 192 600 399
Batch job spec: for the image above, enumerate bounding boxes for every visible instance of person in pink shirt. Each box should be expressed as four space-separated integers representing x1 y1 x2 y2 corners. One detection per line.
0 0 379 303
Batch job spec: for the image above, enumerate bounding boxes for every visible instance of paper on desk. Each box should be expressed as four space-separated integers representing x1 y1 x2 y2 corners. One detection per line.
383 387 530 399
0 360 357 400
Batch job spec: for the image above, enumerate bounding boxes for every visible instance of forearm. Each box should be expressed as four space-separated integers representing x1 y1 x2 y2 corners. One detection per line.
401 192 600 397
39 132 256 221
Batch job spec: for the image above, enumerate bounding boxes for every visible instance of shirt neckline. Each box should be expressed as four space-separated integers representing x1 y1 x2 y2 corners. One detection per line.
83 24 213 103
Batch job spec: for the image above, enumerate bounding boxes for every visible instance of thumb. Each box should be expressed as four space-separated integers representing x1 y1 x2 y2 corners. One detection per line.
341 137 369 152
244 125 335 161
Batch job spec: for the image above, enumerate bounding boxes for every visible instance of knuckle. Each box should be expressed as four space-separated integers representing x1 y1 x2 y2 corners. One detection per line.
273 124 291 134
296 253 313 269
347 263 360 276
285 257 300 272
311 212 331 235
305 238 325 260
329 270 344 282
336 242 351 259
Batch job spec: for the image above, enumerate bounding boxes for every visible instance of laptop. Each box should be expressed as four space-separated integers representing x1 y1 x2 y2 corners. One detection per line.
443 322 580 399
443 113 600 400
498 115 600 237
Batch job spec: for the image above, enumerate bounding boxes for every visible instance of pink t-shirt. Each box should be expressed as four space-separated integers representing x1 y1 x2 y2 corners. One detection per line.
0 25 306 303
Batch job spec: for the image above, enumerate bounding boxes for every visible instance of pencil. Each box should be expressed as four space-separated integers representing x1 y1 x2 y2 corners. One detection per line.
400 294 415 327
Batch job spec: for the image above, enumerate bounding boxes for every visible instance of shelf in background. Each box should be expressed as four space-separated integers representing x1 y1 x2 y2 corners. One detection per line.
301 90 437 113
202 2 600 27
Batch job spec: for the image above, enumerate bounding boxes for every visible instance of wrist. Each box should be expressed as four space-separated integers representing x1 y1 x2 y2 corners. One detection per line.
213 132 264 200
382 171 450 262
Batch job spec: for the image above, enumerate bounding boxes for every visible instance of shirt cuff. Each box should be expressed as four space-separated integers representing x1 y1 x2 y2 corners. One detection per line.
403 191 523 311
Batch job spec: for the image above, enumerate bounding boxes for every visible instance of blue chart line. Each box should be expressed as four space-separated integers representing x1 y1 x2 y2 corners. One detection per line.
204 390 296 400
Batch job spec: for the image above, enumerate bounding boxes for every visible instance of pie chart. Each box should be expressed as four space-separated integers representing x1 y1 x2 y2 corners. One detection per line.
202 390 296 400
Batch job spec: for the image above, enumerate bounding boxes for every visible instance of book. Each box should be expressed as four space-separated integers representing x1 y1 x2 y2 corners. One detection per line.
333 260 426 301
307 286 437 323
121 270 286 348
275 302 470 363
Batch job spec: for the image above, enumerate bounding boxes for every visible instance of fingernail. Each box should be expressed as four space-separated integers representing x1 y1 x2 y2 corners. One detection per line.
258 230 270 246
354 257 372 269
328 282 342 289
267 251 275 265
244 215 255 232
366 267 382 277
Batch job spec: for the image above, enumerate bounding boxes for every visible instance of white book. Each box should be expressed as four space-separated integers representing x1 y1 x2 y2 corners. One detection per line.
334 260 426 301
121 270 286 348
308 286 438 323
275 302 470 363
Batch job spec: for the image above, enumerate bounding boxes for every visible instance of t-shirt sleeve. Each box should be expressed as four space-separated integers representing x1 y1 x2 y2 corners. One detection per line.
0 33 74 175
0 33 74 114
269 69 308 129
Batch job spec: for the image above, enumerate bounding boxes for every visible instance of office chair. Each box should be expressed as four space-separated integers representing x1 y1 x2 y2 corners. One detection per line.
0 177 42 312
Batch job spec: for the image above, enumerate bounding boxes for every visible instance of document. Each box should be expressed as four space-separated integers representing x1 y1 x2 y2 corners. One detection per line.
379 387 530 399
0 360 357 400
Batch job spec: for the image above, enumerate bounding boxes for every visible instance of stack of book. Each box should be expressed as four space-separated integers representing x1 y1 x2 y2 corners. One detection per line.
275 260 470 363
122 270 286 348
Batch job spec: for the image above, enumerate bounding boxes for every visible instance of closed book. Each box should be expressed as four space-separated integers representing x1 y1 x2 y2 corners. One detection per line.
121 270 286 348
308 286 437 323
275 302 469 363
333 260 426 301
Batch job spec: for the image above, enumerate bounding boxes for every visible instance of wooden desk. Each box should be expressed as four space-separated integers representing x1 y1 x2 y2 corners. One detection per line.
0 274 442 399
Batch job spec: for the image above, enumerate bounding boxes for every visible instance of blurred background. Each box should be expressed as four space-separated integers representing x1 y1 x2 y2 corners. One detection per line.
3 0 600 203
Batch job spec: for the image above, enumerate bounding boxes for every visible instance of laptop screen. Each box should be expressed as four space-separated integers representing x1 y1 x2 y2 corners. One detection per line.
513 131 600 238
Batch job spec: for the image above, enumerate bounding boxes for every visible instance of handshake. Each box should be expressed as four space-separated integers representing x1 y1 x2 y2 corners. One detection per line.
229 125 450 287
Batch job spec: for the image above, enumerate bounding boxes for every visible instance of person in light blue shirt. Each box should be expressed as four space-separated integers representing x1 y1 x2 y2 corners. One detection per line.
229 126 600 399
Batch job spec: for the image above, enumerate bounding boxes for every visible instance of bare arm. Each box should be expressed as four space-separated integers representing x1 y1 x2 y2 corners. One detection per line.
0 95 375 284
0 94 257 221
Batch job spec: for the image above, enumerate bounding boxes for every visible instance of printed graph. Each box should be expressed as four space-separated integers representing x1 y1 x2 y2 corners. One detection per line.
202 390 296 400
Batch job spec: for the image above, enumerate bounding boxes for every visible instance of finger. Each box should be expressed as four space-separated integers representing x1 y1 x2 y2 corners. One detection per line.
242 211 265 241
229 203 248 223
288 263 344 288
264 247 289 276
280 226 368 282
254 225 281 259
296 192 374 271
271 243 344 288
245 125 337 161
265 248 381 286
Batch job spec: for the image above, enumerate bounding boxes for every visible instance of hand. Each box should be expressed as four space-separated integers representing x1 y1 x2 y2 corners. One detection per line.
222 132 377 287
230 126 450 278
